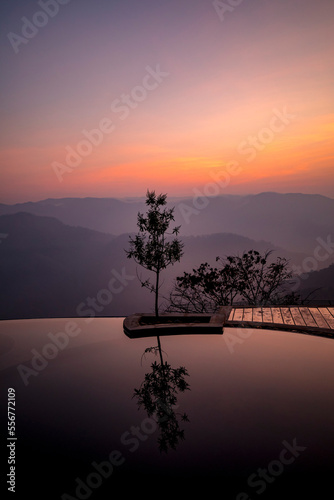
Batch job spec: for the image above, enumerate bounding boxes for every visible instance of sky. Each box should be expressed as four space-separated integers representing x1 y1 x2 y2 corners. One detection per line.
0 0 333 204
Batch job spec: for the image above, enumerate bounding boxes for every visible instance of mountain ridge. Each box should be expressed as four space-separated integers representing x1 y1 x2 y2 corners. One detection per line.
0 211 322 320
1 192 333 255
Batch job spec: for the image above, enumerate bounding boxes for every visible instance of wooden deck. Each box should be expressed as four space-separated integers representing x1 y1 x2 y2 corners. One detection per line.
226 306 334 338
124 306 334 339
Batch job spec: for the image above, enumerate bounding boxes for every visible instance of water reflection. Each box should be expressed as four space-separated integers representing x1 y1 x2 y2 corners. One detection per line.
133 335 190 452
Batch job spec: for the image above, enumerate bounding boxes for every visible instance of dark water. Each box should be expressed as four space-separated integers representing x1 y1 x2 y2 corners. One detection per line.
1 318 333 499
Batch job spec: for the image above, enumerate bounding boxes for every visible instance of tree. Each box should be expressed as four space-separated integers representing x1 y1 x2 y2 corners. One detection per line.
133 336 190 452
125 190 184 317
167 249 299 313
229 250 296 306
165 261 240 313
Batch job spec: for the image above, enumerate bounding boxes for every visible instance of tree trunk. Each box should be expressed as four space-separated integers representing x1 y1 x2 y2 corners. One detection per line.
155 269 160 317
157 336 164 365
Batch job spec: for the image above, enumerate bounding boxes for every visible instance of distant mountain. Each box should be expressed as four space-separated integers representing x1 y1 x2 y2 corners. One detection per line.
0 197 140 235
0 212 313 320
299 263 334 303
176 192 334 254
1 192 333 255
0 212 116 319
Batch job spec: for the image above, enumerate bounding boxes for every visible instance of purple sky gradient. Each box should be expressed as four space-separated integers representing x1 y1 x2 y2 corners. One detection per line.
0 0 333 203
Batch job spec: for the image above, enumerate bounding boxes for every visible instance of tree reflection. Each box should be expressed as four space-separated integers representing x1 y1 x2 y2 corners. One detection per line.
133 336 190 452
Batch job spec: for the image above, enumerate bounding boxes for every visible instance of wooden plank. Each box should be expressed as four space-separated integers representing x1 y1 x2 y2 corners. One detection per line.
252 308 264 323
233 308 244 321
320 308 334 329
309 308 329 329
290 307 306 326
272 307 283 324
243 308 253 322
262 308 273 323
280 308 295 325
299 307 318 327
327 307 334 317
228 308 235 321
227 306 334 330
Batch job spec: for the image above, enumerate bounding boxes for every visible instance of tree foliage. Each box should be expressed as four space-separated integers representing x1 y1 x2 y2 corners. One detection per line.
125 190 184 316
167 249 299 313
133 337 190 453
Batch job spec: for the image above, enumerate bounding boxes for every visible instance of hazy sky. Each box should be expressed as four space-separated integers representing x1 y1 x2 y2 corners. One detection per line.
1 0 333 203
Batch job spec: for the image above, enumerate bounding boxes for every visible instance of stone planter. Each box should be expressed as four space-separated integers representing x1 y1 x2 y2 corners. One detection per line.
123 307 231 338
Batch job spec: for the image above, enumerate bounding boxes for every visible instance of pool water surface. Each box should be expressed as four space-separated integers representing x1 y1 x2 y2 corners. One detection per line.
0 317 333 499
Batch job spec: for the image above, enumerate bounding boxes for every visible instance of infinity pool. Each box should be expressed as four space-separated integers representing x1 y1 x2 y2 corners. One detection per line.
1 317 333 499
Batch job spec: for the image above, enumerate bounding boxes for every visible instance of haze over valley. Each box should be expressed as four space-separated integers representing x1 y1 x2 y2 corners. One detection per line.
1 192 333 319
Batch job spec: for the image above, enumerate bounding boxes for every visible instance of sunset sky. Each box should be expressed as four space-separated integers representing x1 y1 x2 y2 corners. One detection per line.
0 0 333 204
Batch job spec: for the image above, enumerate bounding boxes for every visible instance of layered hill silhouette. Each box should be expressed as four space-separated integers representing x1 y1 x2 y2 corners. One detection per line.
1 192 333 254
1 208 328 320
297 263 334 303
